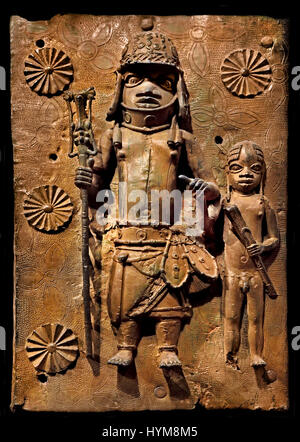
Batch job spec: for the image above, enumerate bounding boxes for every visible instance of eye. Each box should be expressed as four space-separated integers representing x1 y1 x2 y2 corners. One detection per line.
124 74 142 86
251 164 262 172
159 77 174 91
229 163 243 172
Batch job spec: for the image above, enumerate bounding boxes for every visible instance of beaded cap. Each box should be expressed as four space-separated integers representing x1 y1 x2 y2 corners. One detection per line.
120 32 180 71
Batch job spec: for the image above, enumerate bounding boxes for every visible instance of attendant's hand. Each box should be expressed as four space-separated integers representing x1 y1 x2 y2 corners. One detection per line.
247 242 266 257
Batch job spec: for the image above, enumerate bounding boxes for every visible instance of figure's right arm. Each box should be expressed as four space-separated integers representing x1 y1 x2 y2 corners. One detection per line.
75 128 116 209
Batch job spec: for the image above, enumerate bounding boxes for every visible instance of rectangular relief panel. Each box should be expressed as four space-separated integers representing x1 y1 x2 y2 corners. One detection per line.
11 14 288 411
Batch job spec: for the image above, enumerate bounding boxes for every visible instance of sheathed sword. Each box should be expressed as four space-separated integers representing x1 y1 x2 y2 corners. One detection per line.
63 87 97 358
223 202 278 299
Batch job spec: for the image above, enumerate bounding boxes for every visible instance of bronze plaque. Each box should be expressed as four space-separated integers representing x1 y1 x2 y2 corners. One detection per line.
11 14 288 412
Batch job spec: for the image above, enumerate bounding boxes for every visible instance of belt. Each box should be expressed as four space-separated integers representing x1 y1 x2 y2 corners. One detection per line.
114 226 170 246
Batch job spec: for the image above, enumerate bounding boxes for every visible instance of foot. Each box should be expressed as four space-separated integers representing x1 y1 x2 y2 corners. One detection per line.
159 350 182 368
225 352 240 370
251 355 266 368
107 349 133 367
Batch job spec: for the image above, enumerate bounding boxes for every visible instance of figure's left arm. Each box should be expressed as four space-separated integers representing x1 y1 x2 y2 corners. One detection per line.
178 132 222 239
247 198 280 257
190 179 222 240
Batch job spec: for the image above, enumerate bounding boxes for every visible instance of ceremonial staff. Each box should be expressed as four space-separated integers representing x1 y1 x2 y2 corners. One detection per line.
64 87 97 358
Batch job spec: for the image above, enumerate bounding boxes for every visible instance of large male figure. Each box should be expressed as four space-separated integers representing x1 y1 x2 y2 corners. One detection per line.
75 30 221 368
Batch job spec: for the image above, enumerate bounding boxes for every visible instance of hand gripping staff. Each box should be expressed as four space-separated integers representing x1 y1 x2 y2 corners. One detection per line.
63 87 97 358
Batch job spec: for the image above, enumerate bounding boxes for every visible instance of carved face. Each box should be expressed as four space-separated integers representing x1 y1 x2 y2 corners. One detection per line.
227 145 264 194
122 66 177 109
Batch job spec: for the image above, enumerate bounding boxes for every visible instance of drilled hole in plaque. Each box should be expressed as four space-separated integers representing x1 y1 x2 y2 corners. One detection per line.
37 373 48 383
36 39 45 48
49 153 58 162
215 136 223 145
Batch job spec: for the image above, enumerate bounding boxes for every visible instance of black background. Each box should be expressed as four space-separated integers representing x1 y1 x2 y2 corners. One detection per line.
0 1 299 439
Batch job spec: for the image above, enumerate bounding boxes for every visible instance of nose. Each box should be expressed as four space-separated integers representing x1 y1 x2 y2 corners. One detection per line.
136 79 161 97
239 167 253 177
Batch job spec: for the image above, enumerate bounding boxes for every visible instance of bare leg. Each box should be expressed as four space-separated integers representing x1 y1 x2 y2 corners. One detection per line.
247 275 266 367
156 319 182 368
108 320 140 367
224 276 244 369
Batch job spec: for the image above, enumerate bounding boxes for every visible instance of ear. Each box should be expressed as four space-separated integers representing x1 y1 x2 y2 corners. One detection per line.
225 175 231 202
177 69 192 132
260 164 266 195
106 71 123 122
177 70 188 117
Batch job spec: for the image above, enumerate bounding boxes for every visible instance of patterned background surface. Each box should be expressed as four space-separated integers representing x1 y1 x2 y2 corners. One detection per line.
11 14 288 411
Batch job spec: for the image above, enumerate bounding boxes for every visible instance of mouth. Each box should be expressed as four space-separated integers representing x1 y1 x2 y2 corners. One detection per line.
136 96 160 108
238 179 254 185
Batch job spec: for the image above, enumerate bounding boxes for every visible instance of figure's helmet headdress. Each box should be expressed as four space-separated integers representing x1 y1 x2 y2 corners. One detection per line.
106 25 191 133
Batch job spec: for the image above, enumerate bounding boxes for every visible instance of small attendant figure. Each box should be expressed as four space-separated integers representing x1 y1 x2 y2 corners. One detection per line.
223 140 279 369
